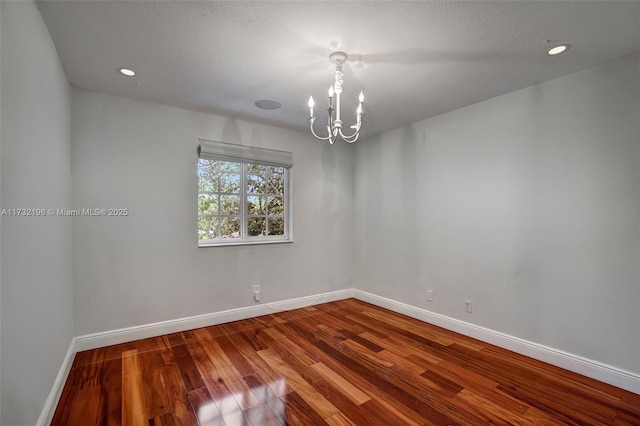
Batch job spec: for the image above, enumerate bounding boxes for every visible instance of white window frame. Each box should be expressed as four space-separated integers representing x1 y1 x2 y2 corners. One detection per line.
197 139 293 247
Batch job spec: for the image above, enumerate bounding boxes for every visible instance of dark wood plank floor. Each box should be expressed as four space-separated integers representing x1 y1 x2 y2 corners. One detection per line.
52 299 640 425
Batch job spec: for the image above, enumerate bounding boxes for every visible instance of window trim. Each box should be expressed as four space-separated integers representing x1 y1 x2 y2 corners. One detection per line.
197 140 293 247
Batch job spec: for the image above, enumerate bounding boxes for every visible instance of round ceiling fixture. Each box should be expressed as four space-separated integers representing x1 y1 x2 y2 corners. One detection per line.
547 44 571 56
118 68 136 76
255 99 282 110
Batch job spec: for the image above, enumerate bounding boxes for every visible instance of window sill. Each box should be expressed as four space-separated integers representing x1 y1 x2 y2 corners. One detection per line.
198 238 293 248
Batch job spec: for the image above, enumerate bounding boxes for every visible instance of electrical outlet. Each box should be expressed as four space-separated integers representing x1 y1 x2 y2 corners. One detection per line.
427 290 434 302
253 285 261 302
465 300 472 313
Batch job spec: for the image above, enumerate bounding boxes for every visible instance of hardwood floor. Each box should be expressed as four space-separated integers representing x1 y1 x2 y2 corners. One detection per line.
52 299 640 425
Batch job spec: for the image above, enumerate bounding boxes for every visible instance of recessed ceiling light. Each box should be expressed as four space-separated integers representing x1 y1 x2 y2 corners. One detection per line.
118 68 136 77
255 99 282 110
547 44 571 56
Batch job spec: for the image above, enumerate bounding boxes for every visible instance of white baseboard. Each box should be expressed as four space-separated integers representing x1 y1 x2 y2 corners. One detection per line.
39 287 640 424
353 289 640 395
36 338 76 426
74 289 354 352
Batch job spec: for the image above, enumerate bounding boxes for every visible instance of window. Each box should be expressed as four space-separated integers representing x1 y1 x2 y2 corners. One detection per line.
197 140 292 246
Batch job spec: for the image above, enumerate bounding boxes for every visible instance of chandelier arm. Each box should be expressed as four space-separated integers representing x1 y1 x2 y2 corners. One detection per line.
338 128 360 143
337 118 363 141
309 118 334 141
344 133 360 144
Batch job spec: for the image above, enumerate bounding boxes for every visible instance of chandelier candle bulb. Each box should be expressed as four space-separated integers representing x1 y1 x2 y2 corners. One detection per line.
308 96 314 118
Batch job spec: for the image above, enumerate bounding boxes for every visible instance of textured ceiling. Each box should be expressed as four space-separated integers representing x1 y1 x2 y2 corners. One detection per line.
37 1 640 138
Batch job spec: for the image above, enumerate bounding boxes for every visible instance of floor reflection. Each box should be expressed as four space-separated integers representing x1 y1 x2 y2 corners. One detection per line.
198 378 288 424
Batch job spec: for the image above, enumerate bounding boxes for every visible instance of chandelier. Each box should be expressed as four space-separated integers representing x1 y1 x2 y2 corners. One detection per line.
308 51 364 144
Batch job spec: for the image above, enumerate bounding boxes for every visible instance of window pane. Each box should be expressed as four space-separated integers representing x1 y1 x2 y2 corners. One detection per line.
198 178 218 193
219 173 240 193
220 217 241 239
267 173 284 195
198 159 217 173
266 166 285 174
198 160 218 192
247 195 266 215
198 216 218 240
219 161 240 172
247 174 265 194
220 195 240 215
268 217 285 236
198 194 218 215
247 163 265 174
248 217 266 237
267 197 283 215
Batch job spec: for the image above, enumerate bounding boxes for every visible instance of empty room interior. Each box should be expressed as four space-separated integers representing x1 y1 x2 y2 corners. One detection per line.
1 1 640 424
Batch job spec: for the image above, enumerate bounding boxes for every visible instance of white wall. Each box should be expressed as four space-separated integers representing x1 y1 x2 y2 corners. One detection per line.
0 2 4 421
71 89 355 335
0 2 3 421
0 2 74 425
355 54 640 374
